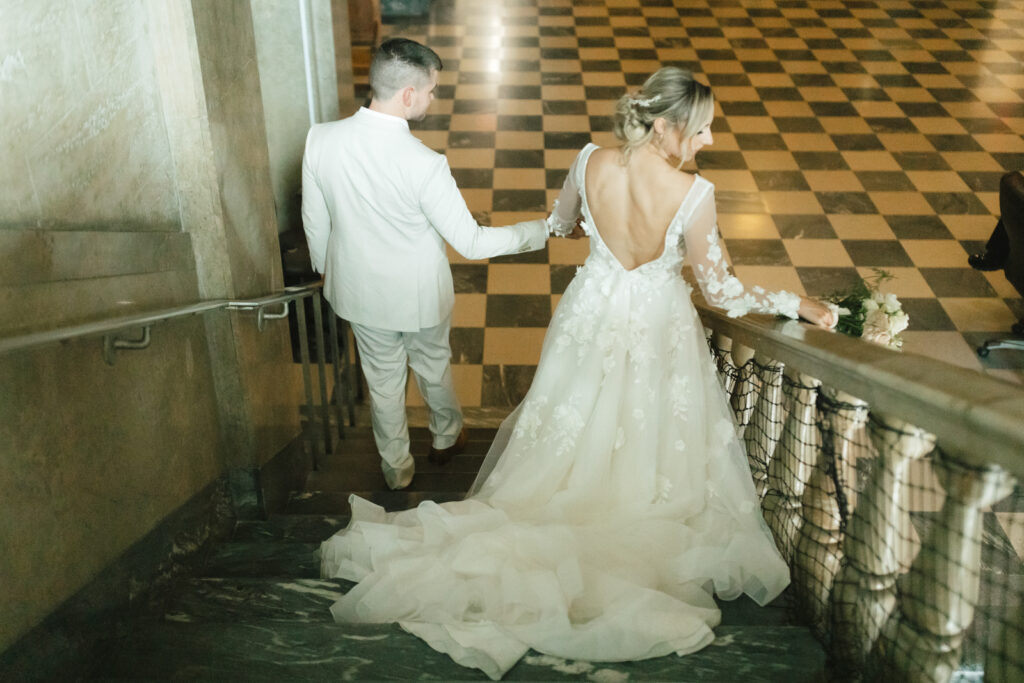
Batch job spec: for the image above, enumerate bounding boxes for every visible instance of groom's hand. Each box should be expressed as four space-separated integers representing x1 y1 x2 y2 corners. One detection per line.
565 219 586 240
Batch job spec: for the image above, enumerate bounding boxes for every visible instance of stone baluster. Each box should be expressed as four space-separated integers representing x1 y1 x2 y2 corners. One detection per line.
729 342 757 435
986 604 1024 682
762 369 821 560
867 452 1017 682
743 353 786 500
709 331 735 394
828 415 934 678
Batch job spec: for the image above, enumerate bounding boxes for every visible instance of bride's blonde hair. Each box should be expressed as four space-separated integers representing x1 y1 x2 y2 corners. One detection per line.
613 67 714 160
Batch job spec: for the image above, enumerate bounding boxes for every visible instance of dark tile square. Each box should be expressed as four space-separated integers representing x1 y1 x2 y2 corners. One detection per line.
865 117 918 134
485 295 552 327
697 151 748 171
823 61 867 74
774 215 837 239
794 152 849 170
773 49 816 61
498 85 542 99
992 153 1024 173
841 88 890 102
482 365 538 407
492 189 547 212
706 73 751 86
928 88 977 103
919 268 998 297
550 264 577 295
923 192 990 215
892 152 951 171
581 60 623 72
453 99 497 115
796 267 863 297
449 328 484 364
896 102 949 117
723 239 791 266
501 60 541 72
589 115 614 132
774 117 825 133
904 62 948 74
830 134 885 151
541 47 579 59
741 61 785 73
495 149 545 168
543 100 588 115
895 298 956 331
697 49 737 61
874 74 920 88
584 86 626 100
956 118 1013 135
756 87 803 102
855 171 915 192
957 171 1007 193
790 73 835 87
752 171 811 191
447 131 495 149
619 48 658 60
458 71 501 85
925 135 983 152
546 168 570 190
817 192 879 215
578 37 615 48
884 215 954 239
411 114 451 131
490 245 550 264
498 115 542 131
841 240 914 267
450 264 488 293
541 72 583 85
450 168 493 189
720 101 769 117
809 101 859 117
544 132 592 149
734 133 787 151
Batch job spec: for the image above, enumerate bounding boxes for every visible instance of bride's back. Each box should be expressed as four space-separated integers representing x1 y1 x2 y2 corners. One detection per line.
585 146 697 271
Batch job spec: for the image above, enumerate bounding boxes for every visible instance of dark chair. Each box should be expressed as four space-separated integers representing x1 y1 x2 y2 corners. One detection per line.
977 171 1024 356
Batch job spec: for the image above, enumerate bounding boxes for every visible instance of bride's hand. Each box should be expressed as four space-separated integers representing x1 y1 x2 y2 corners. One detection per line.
798 297 836 329
565 219 586 240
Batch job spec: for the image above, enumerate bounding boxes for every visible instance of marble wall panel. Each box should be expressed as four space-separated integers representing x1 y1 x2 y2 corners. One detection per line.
0 270 200 336
0 231 195 287
0 315 225 653
0 0 180 231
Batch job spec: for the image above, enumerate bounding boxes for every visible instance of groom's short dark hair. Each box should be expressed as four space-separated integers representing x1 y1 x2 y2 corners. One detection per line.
370 38 443 101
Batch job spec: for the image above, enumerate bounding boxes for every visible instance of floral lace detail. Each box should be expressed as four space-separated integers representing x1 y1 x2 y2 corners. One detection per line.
654 475 673 504
692 224 801 319
512 395 585 458
545 198 576 237
668 374 691 421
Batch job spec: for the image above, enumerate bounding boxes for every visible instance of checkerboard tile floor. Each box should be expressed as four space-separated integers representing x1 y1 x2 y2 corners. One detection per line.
346 0 1024 412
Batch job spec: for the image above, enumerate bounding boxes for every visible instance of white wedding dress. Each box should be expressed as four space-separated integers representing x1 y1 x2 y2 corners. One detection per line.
320 143 803 680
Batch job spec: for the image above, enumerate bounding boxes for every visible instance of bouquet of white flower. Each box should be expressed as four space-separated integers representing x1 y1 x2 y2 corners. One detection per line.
826 269 909 350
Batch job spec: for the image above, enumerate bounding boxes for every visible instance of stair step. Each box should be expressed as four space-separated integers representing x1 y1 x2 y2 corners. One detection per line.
314 452 486 475
232 515 349 543
285 489 466 515
201 542 319 579
305 468 478 492
94 621 824 681
162 577 352 624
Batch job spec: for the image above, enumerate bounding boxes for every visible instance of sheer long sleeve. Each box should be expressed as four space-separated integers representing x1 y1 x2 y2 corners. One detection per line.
683 184 801 319
545 150 585 237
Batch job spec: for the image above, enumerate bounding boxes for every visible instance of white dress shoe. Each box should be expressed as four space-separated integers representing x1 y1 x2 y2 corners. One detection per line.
382 455 415 490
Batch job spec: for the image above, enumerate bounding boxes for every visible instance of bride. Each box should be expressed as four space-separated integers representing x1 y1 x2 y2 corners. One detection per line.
320 66 836 680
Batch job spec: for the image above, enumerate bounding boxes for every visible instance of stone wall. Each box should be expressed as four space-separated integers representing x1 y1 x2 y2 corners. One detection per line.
0 0 320 653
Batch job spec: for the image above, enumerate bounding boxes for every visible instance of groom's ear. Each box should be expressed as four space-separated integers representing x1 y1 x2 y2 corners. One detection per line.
401 86 415 108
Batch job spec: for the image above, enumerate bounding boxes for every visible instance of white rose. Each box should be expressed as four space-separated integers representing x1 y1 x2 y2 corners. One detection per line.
863 298 879 312
864 309 889 333
883 292 901 313
872 290 885 304
863 329 893 347
888 310 909 335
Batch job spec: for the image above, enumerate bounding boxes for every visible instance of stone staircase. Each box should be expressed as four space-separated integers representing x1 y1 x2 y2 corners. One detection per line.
92 427 826 681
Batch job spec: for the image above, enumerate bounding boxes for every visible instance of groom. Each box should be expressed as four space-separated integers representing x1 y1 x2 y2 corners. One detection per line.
301 38 550 490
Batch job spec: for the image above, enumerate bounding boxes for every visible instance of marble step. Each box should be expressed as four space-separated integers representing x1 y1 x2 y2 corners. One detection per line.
95 619 825 681
314 451 486 474
305 467 478 492
232 514 350 543
201 541 319 578
285 489 466 515
162 575 792 629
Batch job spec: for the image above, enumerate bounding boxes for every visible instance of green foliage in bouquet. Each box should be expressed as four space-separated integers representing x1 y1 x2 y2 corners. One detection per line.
825 268 909 349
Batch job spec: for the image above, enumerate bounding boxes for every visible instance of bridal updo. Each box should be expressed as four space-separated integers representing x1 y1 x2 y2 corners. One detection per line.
613 67 714 159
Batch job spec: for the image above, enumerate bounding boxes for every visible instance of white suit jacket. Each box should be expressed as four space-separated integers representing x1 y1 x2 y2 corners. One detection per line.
301 107 548 332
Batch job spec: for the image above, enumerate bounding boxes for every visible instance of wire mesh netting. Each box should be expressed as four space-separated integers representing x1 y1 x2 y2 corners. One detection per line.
708 340 1024 682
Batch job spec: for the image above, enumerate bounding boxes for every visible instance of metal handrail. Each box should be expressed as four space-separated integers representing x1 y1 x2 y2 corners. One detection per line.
695 302 1024 475
0 281 355 465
